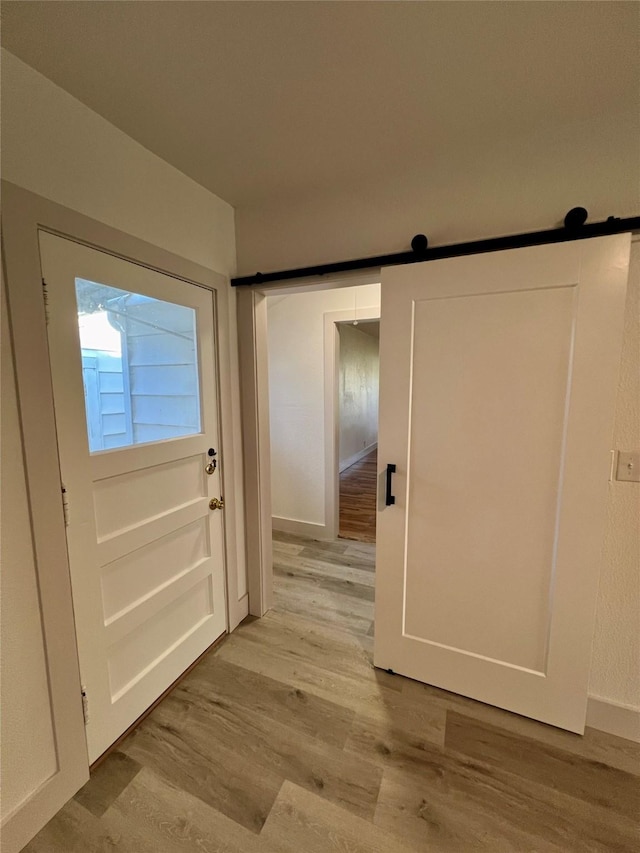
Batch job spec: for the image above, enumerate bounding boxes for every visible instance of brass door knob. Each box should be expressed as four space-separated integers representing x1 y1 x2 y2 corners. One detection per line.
209 497 224 511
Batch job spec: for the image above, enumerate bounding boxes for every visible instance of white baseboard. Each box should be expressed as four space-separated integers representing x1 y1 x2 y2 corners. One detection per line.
586 696 640 742
272 516 332 540
339 442 377 474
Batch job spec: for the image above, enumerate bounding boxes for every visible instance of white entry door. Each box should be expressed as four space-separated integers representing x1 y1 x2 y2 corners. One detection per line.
40 232 227 762
374 235 630 733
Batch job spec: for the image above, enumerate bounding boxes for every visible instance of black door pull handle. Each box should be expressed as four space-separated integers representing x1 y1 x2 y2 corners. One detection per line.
385 463 397 506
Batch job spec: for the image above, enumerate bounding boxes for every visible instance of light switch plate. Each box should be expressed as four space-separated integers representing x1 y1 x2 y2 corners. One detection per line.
615 451 640 483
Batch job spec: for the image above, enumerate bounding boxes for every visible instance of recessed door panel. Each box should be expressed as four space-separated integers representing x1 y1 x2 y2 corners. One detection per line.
93 455 205 539
404 286 576 672
101 518 209 621
107 575 214 700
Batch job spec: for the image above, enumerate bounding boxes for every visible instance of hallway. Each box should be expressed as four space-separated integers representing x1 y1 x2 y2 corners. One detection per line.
25 532 640 852
339 448 377 543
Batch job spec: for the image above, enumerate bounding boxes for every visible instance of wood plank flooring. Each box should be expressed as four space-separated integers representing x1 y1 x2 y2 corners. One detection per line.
339 448 377 543
25 531 640 852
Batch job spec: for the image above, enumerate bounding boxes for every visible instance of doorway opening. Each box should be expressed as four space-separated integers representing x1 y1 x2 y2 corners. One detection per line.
240 234 633 737
261 281 381 636
265 283 380 544
335 319 379 544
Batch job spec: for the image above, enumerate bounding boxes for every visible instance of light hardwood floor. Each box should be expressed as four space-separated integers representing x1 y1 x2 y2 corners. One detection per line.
339 448 377 543
25 531 640 852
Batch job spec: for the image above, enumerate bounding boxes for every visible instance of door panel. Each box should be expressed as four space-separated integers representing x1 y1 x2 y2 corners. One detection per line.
404 285 576 672
92 454 204 536
375 235 630 733
107 574 213 699
40 232 227 762
100 518 208 619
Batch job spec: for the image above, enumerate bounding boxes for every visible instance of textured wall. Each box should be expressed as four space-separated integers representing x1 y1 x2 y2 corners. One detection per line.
338 324 379 469
589 241 640 710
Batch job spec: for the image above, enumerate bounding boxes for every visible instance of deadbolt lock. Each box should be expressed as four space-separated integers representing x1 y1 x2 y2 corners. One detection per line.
206 448 218 475
209 497 224 511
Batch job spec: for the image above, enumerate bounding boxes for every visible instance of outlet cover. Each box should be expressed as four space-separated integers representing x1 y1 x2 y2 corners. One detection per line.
615 451 640 483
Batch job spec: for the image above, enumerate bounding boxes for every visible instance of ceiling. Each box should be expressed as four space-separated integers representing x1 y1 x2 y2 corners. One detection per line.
2 2 638 210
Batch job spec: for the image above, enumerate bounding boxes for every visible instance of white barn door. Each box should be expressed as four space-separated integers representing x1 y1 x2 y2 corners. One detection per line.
40 233 227 762
374 235 630 733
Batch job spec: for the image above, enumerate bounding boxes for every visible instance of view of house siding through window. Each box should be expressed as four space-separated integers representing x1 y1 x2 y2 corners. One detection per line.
75 279 201 452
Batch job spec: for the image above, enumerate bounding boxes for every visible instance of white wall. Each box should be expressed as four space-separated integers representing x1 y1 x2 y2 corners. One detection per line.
235 107 639 277
338 324 379 470
1 50 236 276
267 285 380 533
0 49 245 828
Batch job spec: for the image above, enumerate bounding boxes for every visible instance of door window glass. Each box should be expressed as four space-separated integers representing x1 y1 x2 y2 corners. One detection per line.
75 278 202 452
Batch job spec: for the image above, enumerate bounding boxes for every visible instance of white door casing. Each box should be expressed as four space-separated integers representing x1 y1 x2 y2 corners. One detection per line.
374 235 631 733
40 232 227 762
1 272 90 853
